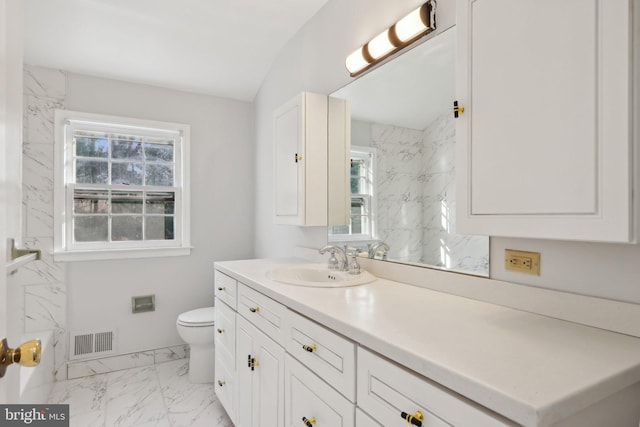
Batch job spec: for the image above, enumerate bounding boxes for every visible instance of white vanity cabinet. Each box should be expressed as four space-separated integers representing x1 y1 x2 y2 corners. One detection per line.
214 271 238 424
273 92 328 226
455 0 637 242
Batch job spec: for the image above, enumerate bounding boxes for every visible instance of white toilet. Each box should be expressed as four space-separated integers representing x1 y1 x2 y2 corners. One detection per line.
176 307 216 383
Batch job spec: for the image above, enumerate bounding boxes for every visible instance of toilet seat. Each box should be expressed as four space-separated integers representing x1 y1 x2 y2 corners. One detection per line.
177 307 215 327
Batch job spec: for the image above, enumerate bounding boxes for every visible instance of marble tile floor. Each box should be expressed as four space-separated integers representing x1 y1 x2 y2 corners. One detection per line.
48 359 234 427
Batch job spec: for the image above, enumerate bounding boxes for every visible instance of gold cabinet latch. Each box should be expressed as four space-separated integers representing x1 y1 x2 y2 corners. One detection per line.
453 100 464 118
295 153 303 163
0 338 42 378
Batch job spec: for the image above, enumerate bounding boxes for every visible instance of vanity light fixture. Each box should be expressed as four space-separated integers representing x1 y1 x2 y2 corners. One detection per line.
345 1 436 77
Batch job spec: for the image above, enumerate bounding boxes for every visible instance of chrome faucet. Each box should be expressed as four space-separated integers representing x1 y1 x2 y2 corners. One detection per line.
368 242 390 260
319 245 348 271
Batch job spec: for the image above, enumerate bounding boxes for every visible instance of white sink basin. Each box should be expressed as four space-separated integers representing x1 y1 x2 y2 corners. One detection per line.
267 264 376 287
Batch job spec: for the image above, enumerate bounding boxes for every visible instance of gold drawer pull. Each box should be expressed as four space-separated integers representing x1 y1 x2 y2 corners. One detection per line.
249 307 259 313
217 286 225 291
217 380 225 387
217 328 225 334
401 411 424 427
302 416 316 426
302 344 317 353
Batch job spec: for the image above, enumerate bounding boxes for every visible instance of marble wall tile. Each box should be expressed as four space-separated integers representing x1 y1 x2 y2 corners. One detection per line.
54 327 68 381
11 237 66 285
68 351 155 380
24 283 66 332
24 95 64 144
24 66 67 100
23 143 55 237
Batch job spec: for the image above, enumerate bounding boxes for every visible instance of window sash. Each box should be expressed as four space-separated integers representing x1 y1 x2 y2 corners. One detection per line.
65 184 182 250
54 110 190 259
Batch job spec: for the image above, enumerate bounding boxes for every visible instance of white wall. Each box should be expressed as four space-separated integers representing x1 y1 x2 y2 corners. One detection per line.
255 0 640 305
65 74 255 354
253 0 455 257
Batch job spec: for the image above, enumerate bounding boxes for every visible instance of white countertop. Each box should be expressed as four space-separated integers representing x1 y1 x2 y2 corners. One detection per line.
214 258 640 427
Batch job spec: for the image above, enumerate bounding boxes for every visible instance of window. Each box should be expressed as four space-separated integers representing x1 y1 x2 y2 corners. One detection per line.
54 110 191 261
329 146 377 241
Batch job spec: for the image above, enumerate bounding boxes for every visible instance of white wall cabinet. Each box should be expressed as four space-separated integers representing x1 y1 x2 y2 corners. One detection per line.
455 0 637 242
273 92 351 226
274 92 328 226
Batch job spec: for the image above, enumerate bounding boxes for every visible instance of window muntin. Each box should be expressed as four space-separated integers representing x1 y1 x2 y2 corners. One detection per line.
54 110 190 259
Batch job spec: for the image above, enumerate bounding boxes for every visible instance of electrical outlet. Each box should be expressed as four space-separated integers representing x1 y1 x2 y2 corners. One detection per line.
504 249 540 275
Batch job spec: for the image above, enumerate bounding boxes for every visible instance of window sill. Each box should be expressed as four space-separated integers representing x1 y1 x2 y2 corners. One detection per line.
53 246 192 262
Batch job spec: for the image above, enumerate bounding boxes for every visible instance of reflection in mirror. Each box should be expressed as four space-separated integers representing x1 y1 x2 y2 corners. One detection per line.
328 27 489 276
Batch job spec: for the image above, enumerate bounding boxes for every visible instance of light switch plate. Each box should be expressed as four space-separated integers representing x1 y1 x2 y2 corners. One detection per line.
504 249 540 275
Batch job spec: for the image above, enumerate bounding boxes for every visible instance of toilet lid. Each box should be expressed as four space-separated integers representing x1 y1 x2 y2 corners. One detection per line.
177 307 215 326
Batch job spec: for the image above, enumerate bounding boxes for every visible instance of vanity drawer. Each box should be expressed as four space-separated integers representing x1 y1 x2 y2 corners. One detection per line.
285 354 354 427
214 355 236 424
357 347 513 427
215 270 237 309
214 297 236 367
286 310 356 402
238 282 288 346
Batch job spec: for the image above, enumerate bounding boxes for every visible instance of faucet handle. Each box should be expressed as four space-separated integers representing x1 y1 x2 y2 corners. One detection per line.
346 248 361 275
326 249 340 270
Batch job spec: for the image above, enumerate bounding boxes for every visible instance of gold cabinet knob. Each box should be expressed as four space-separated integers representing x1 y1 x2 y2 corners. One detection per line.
302 344 317 353
217 380 226 387
217 286 225 291
453 101 464 118
401 410 424 427
217 328 225 334
0 338 42 378
302 416 316 426
249 307 259 313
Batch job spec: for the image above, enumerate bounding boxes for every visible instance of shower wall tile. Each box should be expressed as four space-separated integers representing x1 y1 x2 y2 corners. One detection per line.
11 237 66 285
54 328 68 381
24 283 66 332
21 66 70 378
24 95 64 144
23 143 55 237
24 66 67 100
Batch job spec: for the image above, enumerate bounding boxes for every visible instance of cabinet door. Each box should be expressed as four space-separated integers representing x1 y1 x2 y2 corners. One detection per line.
274 93 304 224
284 355 355 427
273 92 328 226
456 0 634 242
236 315 285 427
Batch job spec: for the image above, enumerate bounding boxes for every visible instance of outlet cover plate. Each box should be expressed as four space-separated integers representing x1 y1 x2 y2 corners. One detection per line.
505 249 540 275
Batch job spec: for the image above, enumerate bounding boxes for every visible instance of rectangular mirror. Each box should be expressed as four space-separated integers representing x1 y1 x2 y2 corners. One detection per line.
328 27 489 277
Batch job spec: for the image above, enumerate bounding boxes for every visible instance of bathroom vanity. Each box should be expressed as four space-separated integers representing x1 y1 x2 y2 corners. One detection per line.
213 258 640 427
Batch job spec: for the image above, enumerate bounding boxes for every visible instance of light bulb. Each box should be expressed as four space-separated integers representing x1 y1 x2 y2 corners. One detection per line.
394 5 429 42
345 47 370 75
367 29 395 60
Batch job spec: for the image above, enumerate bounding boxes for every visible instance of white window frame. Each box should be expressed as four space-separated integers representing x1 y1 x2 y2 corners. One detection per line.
53 110 191 261
329 145 377 242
